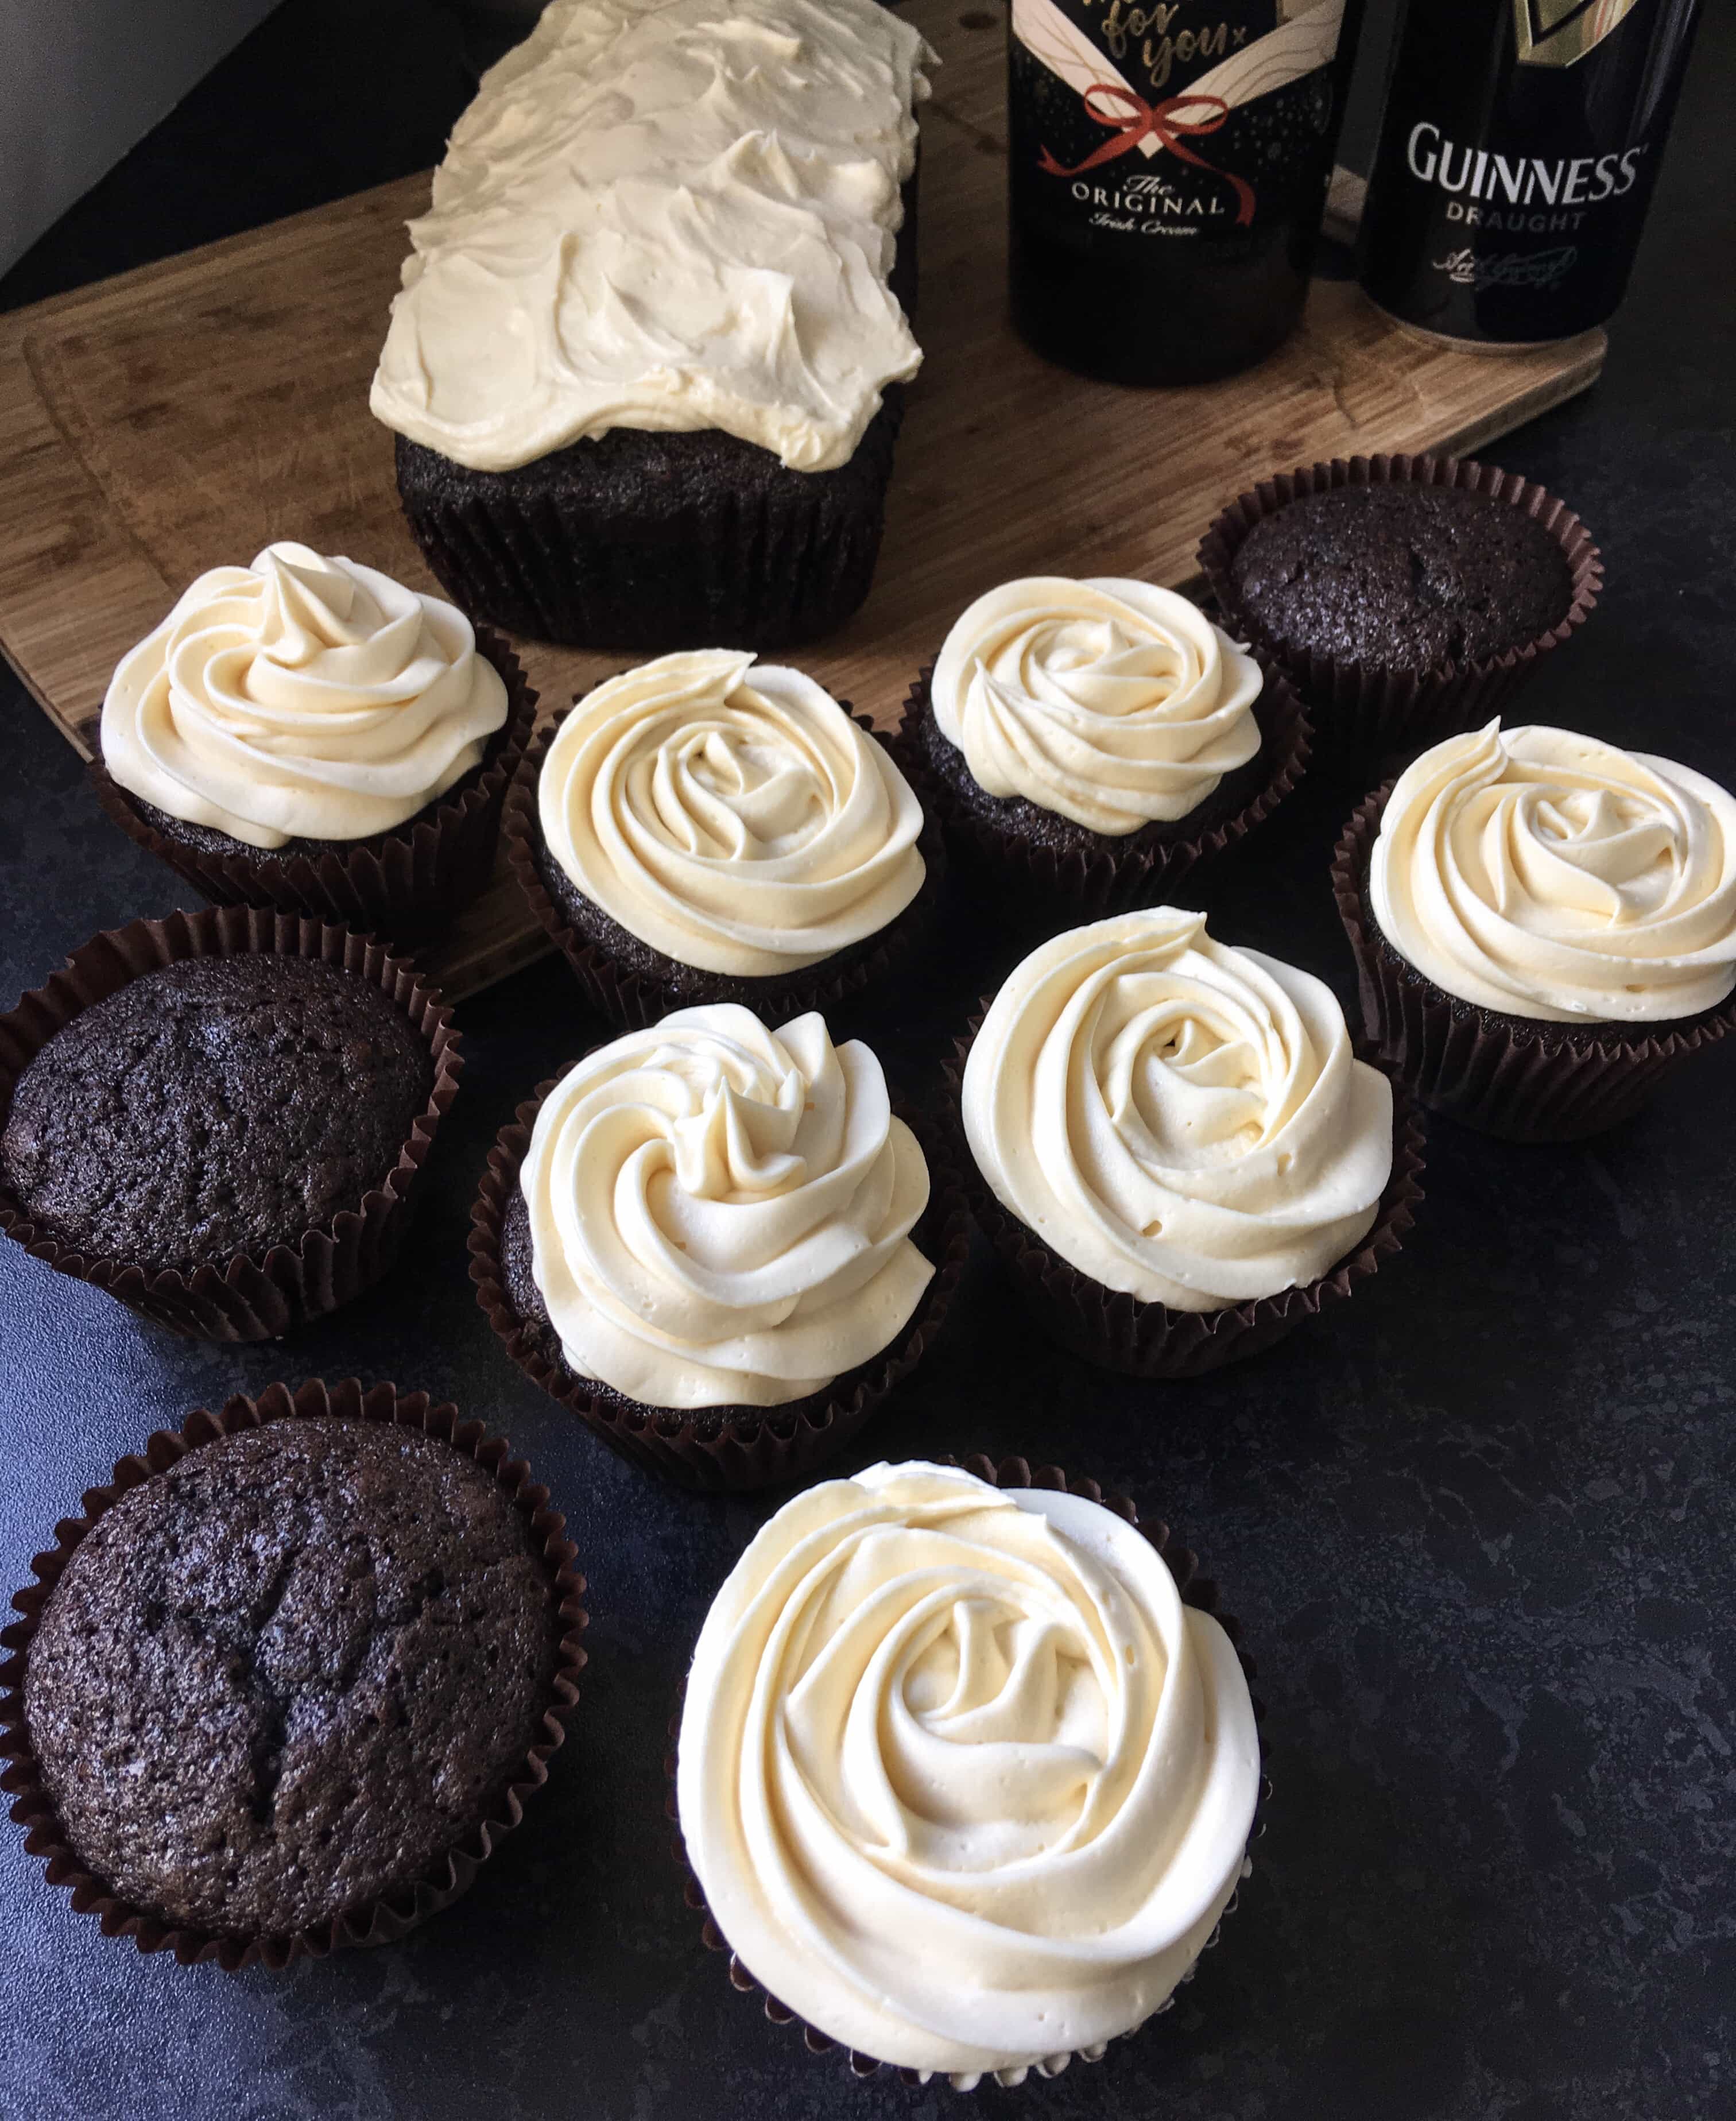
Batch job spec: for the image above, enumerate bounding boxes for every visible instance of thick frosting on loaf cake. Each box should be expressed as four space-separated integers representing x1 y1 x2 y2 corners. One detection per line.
370 0 931 474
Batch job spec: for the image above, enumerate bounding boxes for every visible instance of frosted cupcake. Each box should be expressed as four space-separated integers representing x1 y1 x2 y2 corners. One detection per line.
505 650 940 1029
1335 719 1736 1139
92 541 534 934
900 576 1309 912
675 1459 1261 2086
469 1004 967 1489
953 908 1421 1375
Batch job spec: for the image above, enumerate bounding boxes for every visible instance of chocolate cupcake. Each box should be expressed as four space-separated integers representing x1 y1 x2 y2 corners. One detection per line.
504 651 941 1031
952 908 1423 1376
1199 454 1602 758
90 541 536 937
371 0 928 649
898 575 1310 915
1334 721 1736 1141
672 1458 1263 2088
0 1378 587 1970
469 1003 969 1492
0 908 460 1339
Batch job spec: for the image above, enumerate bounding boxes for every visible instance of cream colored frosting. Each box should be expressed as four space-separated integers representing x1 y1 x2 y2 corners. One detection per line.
520 1005 932 1408
369 0 931 474
538 649 925 977
930 578 1264 835
963 910 1393 1313
677 1460 1260 2083
1371 721 1736 1024
99 542 509 849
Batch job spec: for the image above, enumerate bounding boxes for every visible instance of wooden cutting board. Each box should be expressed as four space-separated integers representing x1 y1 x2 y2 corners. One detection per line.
0 0 1603 1000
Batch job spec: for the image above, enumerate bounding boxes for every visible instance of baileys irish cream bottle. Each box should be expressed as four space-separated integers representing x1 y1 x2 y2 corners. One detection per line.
1008 0 1365 384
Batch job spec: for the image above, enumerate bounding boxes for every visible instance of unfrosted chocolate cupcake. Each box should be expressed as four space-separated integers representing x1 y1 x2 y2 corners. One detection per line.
24 1417 559 1941
0 909 460 1340
1226 483 1572 676
1 956 432 1277
91 541 534 936
505 651 940 1032
1199 455 1602 758
2 1379 587 1969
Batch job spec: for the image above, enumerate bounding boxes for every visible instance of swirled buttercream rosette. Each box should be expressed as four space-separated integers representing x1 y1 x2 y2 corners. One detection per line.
896 576 1309 915
467 1009 969 1492
0 908 461 1342
0 1378 587 1972
1334 733 1736 1141
947 910 1424 1376
1199 453 1602 761
505 654 943 1031
90 543 536 938
669 1457 1267 2088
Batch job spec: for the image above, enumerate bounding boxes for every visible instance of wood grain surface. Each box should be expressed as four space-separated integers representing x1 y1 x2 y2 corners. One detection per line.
0 0 1605 1000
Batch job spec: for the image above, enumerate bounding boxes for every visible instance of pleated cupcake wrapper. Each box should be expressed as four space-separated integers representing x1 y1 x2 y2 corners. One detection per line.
502 688 948 1035
665 1454 1270 2090
0 1376 588 1972
397 410 900 656
90 628 538 940
1332 784 1736 1142
1197 454 1603 762
893 652 1312 918
391 165 916 655
468 1080 971 1494
0 907 462 1341
944 1005 1425 1379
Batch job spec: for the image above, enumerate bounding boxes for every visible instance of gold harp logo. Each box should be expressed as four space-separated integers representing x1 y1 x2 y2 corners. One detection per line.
1513 0 1645 67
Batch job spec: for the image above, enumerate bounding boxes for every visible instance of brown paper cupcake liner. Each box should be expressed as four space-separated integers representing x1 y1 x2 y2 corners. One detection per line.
892 651 1312 917
397 401 904 655
0 907 462 1340
391 172 918 654
666 1454 1269 2089
89 627 538 940
468 1081 970 1493
503 689 947 1034
1333 784 1736 1141
945 1005 1425 1377
1198 454 1603 760
0 1376 588 1972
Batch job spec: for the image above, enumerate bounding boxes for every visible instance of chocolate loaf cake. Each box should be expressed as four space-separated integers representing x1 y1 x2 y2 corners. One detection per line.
371 0 931 649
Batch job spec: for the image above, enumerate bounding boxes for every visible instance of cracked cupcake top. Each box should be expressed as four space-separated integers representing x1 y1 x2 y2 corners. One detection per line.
23 1418 560 1937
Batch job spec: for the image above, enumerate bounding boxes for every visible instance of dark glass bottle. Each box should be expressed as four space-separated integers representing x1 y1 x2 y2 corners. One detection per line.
1358 0 1704 346
1008 0 1365 386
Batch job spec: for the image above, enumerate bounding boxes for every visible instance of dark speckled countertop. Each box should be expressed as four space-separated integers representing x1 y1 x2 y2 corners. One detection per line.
2 5 1734 2116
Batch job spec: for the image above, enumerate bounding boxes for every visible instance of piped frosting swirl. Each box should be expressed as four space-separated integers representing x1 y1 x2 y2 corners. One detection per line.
99 543 508 849
929 578 1263 835
676 1460 1260 2081
538 649 926 977
962 909 1393 1311
520 1005 932 1407
1370 721 1736 1023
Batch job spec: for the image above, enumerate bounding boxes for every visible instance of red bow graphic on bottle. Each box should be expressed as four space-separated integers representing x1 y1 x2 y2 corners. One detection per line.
1039 86 1257 227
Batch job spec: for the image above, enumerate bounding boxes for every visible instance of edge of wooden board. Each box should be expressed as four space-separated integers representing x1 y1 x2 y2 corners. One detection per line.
0 145 1609 1003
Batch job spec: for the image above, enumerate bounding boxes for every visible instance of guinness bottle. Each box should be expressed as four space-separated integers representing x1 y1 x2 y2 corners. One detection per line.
1008 0 1365 385
1359 0 1704 347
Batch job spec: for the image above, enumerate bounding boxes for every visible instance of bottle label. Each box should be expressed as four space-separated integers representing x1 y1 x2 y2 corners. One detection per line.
1010 0 1346 238
1514 0 1646 69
